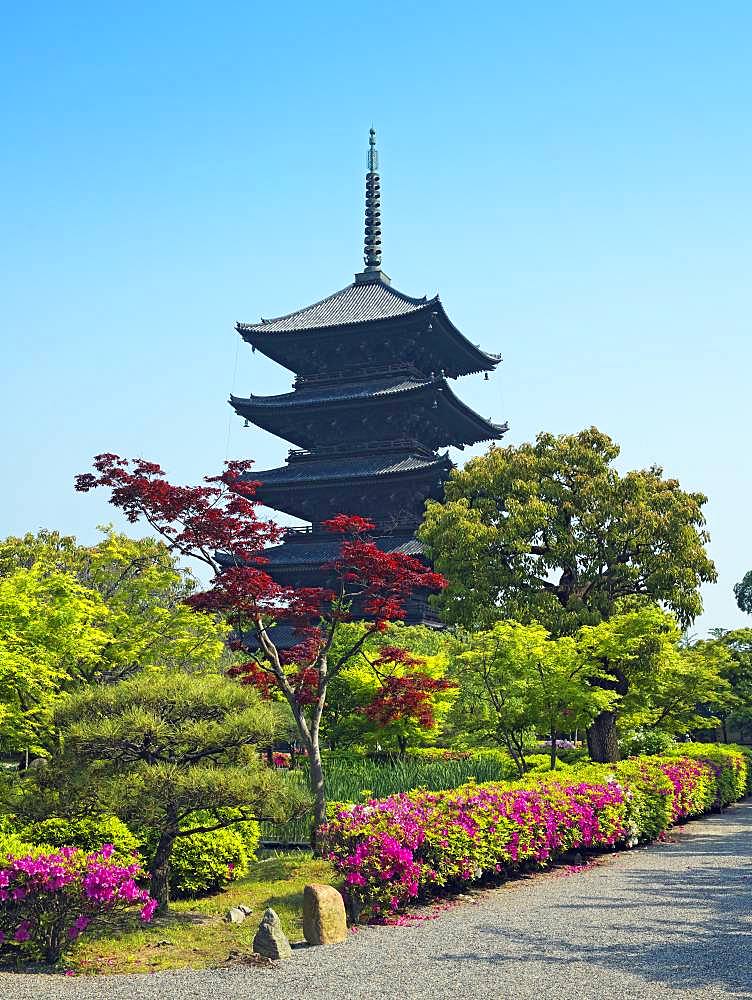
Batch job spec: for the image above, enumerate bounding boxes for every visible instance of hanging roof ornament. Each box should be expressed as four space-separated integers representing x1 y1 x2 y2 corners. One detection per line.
356 128 390 285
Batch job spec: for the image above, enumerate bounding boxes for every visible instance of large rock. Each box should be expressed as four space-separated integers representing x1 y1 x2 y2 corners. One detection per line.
303 883 348 945
252 908 292 959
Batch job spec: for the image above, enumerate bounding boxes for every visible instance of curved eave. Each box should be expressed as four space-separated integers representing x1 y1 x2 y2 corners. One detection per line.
229 378 431 413
436 382 508 444
246 456 453 492
426 299 502 374
237 296 500 376
230 381 506 449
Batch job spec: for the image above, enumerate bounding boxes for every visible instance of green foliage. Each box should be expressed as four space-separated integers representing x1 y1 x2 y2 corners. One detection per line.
14 671 308 911
0 565 108 753
323 623 456 750
619 729 678 757
0 529 229 755
261 750 519 843
675 742 751 804
0 528 228 685
577 606 732 758
419 428 716 633
168 827 250 897
20 815 140 864
611 757 675 842
0 829 37 860
707 629 752 738
735 571 752 615
450 621 614 771
523 753 572 773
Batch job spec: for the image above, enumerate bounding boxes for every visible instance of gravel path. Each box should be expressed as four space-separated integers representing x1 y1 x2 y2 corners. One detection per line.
4 801 752 1000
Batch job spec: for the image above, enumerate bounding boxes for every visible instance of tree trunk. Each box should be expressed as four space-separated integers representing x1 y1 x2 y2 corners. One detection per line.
308 738 326 850
149 827 176 914
550 728 558 771
587 710 620 763
44 924 65 964
397 734 407 756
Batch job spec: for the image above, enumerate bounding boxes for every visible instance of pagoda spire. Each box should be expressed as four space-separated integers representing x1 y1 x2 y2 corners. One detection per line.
356 128 390 284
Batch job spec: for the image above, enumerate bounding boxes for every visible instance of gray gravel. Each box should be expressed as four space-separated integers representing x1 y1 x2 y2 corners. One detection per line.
4 801 752 1000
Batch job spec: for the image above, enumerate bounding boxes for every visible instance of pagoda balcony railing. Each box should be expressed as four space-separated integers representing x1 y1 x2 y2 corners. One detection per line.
293 362 425 388
286 439 433 462
280 517 421 542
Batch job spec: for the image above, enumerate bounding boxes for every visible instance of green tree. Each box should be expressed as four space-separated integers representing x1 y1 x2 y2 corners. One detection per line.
420 429 716 760
704 629 752 740
0 566 108 753
450 621 612 773
575 605 731 759
20 672 306 913
420 428 716 634
735 572 752 615
0 528 226 682
323 624 455 752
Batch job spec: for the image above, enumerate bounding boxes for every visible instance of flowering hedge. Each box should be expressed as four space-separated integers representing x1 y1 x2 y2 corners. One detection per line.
323 745 750 919
0 845 156 964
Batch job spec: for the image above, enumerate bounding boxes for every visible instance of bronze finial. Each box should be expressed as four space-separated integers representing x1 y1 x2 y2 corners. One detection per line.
363 128 382 271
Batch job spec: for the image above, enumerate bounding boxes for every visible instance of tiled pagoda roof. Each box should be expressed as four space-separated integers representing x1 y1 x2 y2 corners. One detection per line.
245 451 451 488
259 532 426 568
239 280 430 333
232 374 432 408
230 375 507 450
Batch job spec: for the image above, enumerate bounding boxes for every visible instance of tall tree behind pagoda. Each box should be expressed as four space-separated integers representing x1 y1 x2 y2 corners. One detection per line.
419 428 717 762
75 455 445 839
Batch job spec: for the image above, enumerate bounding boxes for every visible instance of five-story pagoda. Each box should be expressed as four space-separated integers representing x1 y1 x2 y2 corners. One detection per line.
230 130 506 626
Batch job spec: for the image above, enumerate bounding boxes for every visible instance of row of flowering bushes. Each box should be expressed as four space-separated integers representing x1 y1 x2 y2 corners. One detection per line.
322 744 750 919
0 844 156 965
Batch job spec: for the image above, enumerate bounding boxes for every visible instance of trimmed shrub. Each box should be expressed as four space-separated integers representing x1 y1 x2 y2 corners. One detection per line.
323 774 628 917
677 743 751 804
0 845 156 964
612 757 674 842
619 729 677 757
168 824 254 897
523 754 572 774
323 747 747 919
21 816 140 864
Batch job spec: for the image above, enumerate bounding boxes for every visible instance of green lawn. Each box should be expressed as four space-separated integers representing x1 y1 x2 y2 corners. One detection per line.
68 852 335 975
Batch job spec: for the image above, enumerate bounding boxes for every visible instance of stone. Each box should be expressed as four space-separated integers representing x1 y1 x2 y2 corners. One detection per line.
225 907 247 924
252 908 292 960
237 904 253 916
302 883 348 946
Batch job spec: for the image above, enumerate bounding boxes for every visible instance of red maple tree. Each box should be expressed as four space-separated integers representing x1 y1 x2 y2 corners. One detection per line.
76 454 446 835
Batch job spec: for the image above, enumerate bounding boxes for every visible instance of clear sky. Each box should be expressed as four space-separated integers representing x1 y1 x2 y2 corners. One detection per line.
2 2 750 635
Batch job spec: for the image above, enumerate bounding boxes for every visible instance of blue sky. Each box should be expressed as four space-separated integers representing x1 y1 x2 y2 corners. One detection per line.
2 2 750 634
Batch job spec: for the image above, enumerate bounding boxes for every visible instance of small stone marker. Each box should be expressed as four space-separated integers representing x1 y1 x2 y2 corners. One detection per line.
225 907 247 924
253 907 292 959
302 883 348 945
237 904 253 916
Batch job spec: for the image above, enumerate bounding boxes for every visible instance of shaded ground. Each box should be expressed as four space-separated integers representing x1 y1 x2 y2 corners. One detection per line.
4 802 752 999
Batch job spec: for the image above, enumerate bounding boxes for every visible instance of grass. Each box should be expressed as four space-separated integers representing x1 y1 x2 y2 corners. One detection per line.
67 851 334 975
260 752 519 843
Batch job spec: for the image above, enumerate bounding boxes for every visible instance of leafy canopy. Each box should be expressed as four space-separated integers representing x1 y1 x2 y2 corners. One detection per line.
419 427 716 634
450 621 613 772
0 565 108 753
735 572 752 615
0 528 226 682
323 624 456 750
578 606 732 735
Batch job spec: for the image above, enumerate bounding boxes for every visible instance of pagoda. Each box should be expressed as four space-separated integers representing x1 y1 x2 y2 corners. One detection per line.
230 130 506 626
